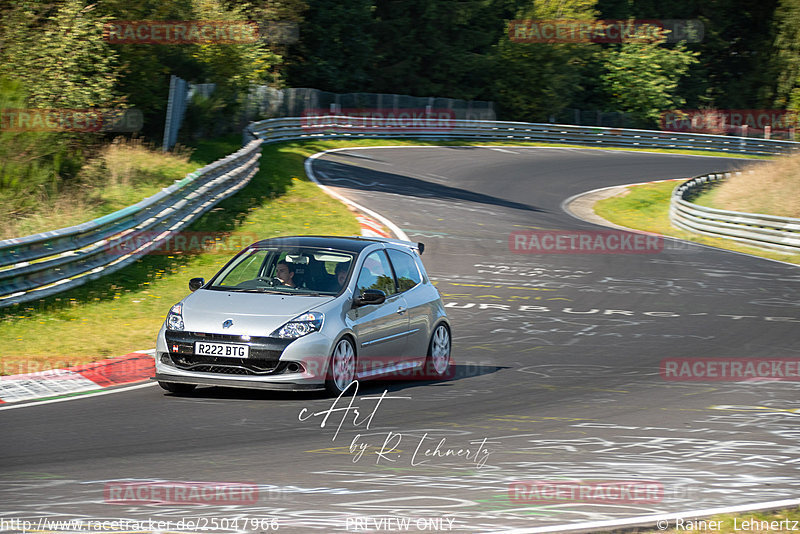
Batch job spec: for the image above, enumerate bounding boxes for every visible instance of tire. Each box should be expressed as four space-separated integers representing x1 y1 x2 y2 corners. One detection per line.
325 337 356 396
424 323 451 378
158 381 196 395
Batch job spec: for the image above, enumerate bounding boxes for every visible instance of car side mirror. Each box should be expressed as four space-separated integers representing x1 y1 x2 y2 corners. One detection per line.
353 289 386 307
189 277 205 291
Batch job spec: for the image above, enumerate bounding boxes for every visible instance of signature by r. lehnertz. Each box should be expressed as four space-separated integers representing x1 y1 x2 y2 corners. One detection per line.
298 380 498 468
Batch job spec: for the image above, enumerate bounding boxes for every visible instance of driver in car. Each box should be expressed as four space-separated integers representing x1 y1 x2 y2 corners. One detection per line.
275 260 296 287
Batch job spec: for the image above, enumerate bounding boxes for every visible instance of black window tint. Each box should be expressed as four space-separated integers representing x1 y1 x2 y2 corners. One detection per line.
355 251 397 296
387 249 422 292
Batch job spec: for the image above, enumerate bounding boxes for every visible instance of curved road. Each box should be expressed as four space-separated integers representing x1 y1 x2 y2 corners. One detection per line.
2 147 799 533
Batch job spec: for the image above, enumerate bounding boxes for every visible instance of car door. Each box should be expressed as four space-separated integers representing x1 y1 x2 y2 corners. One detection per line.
349 249 409 376
386 247 430 365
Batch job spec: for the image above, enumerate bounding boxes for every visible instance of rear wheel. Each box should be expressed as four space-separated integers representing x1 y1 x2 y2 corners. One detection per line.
325 338 356 396
158 381 196 395
425 324 451 378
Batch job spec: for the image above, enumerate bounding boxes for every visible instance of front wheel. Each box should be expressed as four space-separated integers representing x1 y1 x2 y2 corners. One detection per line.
158 381 196 395
325 338 356 396
424 324 451 378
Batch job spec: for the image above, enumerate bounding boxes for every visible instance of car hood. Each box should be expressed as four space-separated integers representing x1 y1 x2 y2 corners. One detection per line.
181 289 334 335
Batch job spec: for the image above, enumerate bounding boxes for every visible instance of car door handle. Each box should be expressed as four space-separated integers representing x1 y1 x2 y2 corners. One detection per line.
397 307 407 315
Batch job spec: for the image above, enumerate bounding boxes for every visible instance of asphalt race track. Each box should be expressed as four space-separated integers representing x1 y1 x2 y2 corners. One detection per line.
2 147 799 533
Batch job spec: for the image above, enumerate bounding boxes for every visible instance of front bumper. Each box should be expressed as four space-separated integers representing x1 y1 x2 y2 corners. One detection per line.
152 373 323 391
155 326 335 389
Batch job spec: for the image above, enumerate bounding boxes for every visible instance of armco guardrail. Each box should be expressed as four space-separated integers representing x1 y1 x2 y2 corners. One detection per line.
0 139 262 307
245 116 800 156
670 172 800 252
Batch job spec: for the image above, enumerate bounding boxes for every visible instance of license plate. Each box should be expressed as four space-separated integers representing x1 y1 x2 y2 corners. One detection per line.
194 342 249 358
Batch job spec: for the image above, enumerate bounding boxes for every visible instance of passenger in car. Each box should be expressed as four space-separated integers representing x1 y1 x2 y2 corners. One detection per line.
335 261 351 290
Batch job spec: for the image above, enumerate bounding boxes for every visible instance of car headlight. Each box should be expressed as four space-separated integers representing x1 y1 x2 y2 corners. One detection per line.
271 311 324 339
166 303 184 331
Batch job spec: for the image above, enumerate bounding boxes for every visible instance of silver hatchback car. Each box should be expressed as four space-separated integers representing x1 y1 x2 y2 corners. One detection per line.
154 236 451 395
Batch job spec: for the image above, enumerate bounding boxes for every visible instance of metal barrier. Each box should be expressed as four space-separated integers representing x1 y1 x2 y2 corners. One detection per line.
245 116 799 156
670 173 800 252
4 115 799 308
0 140 262 307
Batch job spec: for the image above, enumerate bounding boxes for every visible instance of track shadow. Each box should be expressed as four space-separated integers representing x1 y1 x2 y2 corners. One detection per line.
158 364 508 401
314 159 546 214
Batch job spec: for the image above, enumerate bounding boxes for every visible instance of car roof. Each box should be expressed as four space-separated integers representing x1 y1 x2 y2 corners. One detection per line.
249 235 383 253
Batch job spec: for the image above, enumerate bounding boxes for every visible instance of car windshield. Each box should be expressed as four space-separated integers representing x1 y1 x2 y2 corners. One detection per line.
208 246 356 295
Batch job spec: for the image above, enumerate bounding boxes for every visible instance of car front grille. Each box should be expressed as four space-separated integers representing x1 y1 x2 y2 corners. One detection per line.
169 353 284 375
164 331 293 376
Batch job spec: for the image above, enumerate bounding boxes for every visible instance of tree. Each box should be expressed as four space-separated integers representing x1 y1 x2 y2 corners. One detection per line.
596 0 779 110
600 29 698 126
772 0 800 113
0 0 121 109
368 0 503 99
95 0 285 137
286 0 375 92
488 0 600 121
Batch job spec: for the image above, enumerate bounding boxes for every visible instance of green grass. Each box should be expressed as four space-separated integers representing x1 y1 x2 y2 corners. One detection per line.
3 139 199 240
593 180 800 265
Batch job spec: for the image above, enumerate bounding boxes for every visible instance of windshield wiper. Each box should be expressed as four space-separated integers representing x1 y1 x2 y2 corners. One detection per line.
254 288 295 295
209 286 249 292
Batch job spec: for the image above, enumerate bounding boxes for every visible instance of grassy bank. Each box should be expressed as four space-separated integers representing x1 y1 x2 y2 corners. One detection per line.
593 180 800 264
3 139 199 240
692 153 800 218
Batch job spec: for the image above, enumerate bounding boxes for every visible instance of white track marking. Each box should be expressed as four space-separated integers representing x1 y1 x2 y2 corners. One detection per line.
305 150 410 241
0 382 156 411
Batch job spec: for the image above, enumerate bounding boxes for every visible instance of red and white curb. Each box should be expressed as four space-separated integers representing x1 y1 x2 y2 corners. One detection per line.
357 215 391 238
0 350 155 404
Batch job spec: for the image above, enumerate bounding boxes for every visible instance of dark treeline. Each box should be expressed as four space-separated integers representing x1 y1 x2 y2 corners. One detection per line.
288 0 795 125
1 0 799 212
1 0 797 134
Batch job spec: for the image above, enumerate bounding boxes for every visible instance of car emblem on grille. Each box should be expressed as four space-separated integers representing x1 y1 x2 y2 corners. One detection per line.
222 319 233 328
